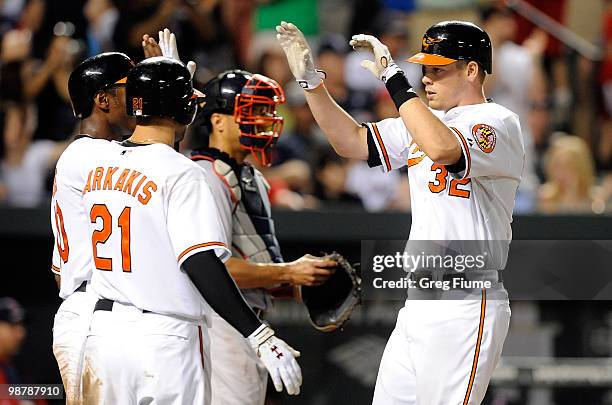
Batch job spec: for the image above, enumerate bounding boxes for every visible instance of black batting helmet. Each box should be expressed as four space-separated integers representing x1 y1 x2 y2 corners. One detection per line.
197 69 253 128
407 21 492 74
68 52 134 119
126 57 201 125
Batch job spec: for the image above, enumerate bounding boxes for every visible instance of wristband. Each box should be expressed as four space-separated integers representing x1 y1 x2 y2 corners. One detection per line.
297 70 326 90
385 72 418 110
248 324 275 348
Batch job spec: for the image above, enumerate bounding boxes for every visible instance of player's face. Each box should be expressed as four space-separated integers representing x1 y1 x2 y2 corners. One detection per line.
108 86 136 135
216 113 244 154
421 62 469 111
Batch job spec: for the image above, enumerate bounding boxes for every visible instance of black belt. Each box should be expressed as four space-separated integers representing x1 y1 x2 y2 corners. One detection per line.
94 299 151 313
95 298 263 319
75 281 88 293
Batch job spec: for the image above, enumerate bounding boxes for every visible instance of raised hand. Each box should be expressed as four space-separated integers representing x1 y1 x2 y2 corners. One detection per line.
275 21 324 90
349 34 402 83
157 28 196 79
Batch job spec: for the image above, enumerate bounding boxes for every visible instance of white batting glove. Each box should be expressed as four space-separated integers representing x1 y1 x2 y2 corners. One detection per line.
158 28 196 79
349 34 403 83
276 21 325 90
247 324 302 395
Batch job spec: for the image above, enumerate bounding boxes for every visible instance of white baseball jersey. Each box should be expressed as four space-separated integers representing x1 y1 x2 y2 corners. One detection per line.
367 102 522 405
366 102 524 267
75 140 230 320
51 136 111 299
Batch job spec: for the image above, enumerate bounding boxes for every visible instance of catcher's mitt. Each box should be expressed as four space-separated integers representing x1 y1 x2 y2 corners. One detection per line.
296 252 361 332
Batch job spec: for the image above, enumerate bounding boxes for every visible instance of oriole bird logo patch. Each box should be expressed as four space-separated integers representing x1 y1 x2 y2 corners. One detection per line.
472 124 496 153
422 36 444 51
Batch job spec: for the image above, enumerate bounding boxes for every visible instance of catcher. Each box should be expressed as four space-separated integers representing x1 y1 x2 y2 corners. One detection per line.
191 68 361 404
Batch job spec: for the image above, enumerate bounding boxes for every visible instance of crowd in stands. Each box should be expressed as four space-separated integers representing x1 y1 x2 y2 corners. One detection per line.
0 0 611 214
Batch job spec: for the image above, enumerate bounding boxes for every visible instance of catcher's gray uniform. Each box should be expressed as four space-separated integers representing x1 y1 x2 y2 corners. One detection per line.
192 148 281 405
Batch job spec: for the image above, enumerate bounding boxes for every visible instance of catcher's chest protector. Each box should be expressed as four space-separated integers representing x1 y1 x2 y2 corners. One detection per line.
192 149 283 310
233 164 284 264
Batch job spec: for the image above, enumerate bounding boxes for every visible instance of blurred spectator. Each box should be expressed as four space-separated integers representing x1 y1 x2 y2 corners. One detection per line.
112 0 232 72
253 36 293 88
316 33 374 122
0 0 24 34
593 171 612 214
343 87 410 212
1 104 67 207
512 0 573 137
29 34 80 142
0 298 25 386
313 147 361 208
0 297 46 404
84 0 119 55
176 0 238 77
481 4 547 213
271 82 327 192
112 0 177 60
0 23 73 207
539 135 597 214
0 3 81 143
345 11 422 95
598 0 612 172
345 161 409 212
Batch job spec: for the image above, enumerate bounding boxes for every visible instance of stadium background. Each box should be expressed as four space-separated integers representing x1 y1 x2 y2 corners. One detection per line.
0 0 611 404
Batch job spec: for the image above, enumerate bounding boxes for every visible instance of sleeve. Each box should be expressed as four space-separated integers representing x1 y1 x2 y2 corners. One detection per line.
167 178 232 267
51 243 61 274
364 117 413 172
200 167 234 247
446 114 524 180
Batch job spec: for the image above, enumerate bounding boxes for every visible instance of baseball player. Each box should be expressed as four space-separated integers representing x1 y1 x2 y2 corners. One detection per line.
51 30 200 403
277 20 524 404
68 57 300 404
50 51 135 404
191 69 336 404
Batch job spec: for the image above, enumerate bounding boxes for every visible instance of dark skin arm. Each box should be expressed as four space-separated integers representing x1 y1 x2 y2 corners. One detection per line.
142 34 163 58
183 0 218 42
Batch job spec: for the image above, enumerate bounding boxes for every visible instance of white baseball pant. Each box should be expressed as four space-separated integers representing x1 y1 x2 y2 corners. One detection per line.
372 284 511 405
207 311 268 405
81 301 207 404
52 287 98 404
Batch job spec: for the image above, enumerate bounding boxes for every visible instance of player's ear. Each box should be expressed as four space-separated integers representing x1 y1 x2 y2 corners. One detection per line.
210 113 225 133
466 61 480 83
93 90 110 113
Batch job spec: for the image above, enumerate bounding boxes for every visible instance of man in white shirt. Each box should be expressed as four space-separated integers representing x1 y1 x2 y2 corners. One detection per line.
277 19 524 404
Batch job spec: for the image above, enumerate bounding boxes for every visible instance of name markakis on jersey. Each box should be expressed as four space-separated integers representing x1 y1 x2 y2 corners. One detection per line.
82 166 158 205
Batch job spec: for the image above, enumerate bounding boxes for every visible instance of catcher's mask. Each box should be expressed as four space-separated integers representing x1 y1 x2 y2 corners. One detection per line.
234 74 285 167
